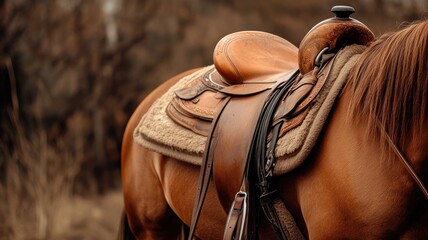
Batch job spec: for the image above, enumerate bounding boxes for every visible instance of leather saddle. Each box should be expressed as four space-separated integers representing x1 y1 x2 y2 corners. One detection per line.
166 30 330 138
165 5 375 239
166 29 336 206
166 7 374 142
166 31 305 138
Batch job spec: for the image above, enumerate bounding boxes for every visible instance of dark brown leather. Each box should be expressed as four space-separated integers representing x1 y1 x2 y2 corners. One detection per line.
298 17 374 74
214 31 298 85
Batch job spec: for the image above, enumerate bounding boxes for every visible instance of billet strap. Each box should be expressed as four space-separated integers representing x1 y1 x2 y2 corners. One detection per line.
188 96 232 240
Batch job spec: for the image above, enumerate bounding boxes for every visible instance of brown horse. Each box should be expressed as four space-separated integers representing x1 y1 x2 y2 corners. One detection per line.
119 21 428 239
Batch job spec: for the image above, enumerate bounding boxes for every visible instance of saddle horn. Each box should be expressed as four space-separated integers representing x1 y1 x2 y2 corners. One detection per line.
299 5 375 74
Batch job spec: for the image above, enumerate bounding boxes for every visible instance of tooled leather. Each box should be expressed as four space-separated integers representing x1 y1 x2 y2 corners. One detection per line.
185 15 376 239
216 72 293 96
175 67 228 100
176 92 226 120
299 20 374 74
299 18 374 74
166 100 212 136
201 68 230 90
175 78 208 100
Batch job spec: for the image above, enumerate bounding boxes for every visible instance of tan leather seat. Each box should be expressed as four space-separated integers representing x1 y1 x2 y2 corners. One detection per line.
213 31 298 85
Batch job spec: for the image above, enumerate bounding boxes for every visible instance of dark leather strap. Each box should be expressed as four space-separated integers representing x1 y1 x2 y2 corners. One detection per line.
188 96 231 240
258 123 290 240
389 141 428 199
377 120 428 199
251 75 298 240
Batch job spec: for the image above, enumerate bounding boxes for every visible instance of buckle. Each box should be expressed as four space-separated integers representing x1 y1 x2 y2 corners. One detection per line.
224 191 248 240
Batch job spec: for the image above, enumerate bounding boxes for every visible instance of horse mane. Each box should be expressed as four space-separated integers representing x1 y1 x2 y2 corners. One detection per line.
346 20 428 156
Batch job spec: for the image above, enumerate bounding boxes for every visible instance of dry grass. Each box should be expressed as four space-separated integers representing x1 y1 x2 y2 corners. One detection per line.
0 111 81 239
0 105 124 239
0 120 122 239
0 59 83 239
54 190 123 240
0 57 122 240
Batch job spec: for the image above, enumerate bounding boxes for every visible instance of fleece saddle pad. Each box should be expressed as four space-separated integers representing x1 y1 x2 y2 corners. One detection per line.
134 45 365 176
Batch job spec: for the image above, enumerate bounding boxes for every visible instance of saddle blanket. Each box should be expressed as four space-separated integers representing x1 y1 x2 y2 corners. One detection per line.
134 45 365 175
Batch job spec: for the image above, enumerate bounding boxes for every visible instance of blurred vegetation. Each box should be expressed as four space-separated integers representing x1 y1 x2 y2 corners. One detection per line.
0 0 426 239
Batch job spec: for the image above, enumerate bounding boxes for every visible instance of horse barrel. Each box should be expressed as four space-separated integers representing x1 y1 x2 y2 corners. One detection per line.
298 6 375 74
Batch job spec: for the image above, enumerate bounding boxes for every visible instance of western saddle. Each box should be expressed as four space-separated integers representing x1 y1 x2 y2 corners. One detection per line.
166 6 374 240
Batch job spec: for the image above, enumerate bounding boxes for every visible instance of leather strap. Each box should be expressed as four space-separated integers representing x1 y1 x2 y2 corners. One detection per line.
378 122 428 199
258 123 290 240
251 77 298 240
390 141 428 199
188 96 232 239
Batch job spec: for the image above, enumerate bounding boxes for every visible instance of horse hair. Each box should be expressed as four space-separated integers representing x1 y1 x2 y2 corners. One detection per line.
346 20 428 159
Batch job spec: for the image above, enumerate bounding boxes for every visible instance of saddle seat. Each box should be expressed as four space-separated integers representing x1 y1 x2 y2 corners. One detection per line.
213 31 298 85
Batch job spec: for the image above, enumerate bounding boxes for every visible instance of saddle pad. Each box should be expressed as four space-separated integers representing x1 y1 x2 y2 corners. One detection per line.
134 45 366 175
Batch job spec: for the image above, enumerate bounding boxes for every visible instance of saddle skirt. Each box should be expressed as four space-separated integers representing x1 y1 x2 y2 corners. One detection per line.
134 44 365 175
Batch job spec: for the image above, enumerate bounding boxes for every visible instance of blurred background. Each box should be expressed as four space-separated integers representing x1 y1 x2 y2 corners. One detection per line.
0 0 426 239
